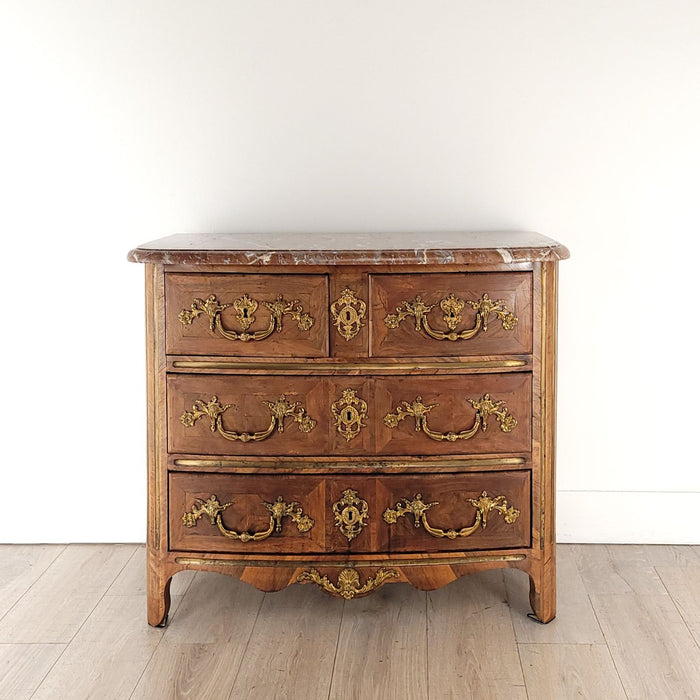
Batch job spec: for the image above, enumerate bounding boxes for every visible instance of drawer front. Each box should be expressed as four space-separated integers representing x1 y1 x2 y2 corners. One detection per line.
370 272 532 357
380 470 531 552
169 471 530 554
170 374 380 457
170 473 328 554
170 474 390 554
168 374 328 456
169 373 530 456
166 273 329 357
375 373 531 456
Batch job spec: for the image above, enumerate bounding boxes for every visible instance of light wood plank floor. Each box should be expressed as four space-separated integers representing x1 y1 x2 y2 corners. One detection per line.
1 544 699 699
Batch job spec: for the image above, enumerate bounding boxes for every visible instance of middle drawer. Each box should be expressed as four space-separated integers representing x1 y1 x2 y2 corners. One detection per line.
168 372 532 456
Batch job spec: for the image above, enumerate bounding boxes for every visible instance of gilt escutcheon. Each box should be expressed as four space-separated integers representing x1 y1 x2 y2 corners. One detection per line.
331 388 368 442
332 489 370 541
330 287 367 341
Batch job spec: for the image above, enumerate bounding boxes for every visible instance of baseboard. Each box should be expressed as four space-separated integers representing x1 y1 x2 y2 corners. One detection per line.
557 490 700 544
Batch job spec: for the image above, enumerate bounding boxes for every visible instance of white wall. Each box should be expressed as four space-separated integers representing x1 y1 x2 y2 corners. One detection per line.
1 0 698 543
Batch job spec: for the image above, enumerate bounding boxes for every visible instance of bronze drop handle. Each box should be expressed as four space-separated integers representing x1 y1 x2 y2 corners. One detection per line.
181 394 316 442
383 491 520 539
384 292 517 341
383 394 516 442
182 495 314 542
178 293 313 342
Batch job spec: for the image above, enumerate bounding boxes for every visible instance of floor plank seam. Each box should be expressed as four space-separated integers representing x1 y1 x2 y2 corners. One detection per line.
504 570 532 700
424 591 430 700
4 545 71 700
226 583 266 699
28 545 138 699
325 598 346 700
517 641 610 646
104 545 140 597
654 564 700 654
0 642 66 646
584 593 631 700
27 645 69 700
126 564 199 700
0 544 68 628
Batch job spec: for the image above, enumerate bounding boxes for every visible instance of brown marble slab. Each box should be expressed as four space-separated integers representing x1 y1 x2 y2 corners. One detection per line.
127 232 569 266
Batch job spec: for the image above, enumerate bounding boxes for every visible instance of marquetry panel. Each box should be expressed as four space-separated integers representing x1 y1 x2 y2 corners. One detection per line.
165 273 329 357
169 473 326 554
370 271 532 357
374 373 531 456
167 374 328 456
379 470 531 553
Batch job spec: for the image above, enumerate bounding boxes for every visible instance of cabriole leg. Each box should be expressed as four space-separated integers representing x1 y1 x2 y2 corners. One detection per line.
147 557 172 627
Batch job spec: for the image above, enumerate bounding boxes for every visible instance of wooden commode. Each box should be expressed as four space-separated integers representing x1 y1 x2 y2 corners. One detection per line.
128 232 569 626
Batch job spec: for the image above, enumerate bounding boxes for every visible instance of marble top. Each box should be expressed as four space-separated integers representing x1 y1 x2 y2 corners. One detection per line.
127 232 569 266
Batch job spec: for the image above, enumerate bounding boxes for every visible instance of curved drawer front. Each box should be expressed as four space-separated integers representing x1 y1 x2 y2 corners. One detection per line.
168 374 327 456
375 373 531 456
168 373 530 456
169 471 530 555
371 272 532 357
170 473 327 554
170 473 387 554
380 470 530 553
166 273 329 357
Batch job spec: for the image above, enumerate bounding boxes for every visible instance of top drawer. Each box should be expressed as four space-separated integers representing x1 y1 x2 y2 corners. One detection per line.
166 273 329 357
370 272 532 357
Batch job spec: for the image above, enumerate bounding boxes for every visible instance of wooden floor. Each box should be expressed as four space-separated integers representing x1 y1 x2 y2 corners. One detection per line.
1 545 699 699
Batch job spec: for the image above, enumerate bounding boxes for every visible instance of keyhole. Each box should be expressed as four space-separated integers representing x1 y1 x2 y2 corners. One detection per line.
344 506 359 524
346 410 353 421
243 308 248 318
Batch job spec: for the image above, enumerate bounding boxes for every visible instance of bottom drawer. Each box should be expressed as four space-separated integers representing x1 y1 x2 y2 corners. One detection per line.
169 471 531 554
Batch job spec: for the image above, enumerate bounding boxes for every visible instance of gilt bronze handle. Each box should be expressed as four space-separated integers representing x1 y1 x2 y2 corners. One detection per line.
383 491 520 539
178 293 313 342
182 494 314 542
384 292 516 341
181 394 317 442
383 393 516 442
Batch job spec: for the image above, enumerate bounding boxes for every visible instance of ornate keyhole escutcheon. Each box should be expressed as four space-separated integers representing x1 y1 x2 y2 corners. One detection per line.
232 294 258 330
332 489 369 541
331 388 368 442
330 288 367 341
